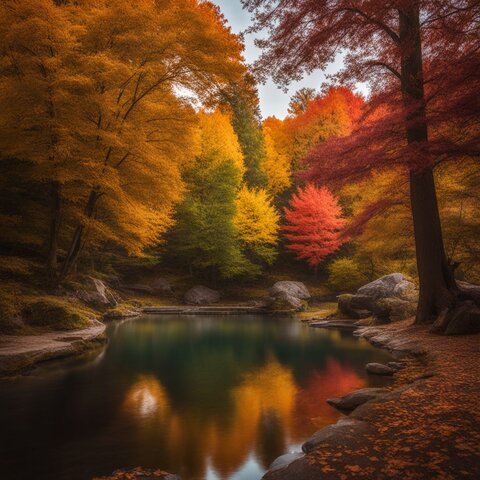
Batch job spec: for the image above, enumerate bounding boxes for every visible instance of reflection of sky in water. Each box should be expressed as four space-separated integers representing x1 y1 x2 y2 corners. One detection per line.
0 315 392 480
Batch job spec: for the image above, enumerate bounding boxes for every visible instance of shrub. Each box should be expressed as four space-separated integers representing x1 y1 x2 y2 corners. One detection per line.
328 258 367 293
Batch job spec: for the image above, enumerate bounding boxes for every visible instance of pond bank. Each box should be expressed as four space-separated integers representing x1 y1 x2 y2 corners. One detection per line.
263 319 480 479
0 320 106 377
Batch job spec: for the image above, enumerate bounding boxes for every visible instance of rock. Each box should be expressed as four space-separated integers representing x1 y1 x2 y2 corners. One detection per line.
337 294 371 319
327 387 389 411
444 301 480 335
183 285 220 305
387 361 406 370
337 294 353 314
366 362 395 375
350 294 375 311
302 417 372 453
393 279 419 301
358 273 414 300
373 297 417 322
75 277 121 308
457 281 480 305
266 292 307 312
268 453 305 473
269 281 311 300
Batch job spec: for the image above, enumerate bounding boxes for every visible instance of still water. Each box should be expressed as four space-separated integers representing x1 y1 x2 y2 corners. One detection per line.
0 315 392 480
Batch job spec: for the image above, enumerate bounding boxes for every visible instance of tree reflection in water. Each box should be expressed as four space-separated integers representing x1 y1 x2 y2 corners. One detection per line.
0 315 392 480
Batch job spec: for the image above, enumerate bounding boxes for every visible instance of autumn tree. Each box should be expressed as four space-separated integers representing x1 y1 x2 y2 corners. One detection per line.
243 0 480 323
218 73 268 187
284 184 346 274
287 87 318 116
165 111 248 279
0 0 245 282
234 186 279 270
262 128 292 196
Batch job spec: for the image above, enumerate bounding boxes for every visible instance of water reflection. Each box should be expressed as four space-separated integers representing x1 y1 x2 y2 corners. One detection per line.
0 315 392 480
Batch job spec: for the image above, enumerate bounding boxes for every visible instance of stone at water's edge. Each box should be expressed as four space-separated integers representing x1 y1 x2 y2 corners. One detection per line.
301 417 373 453
269 281 311 300
357 273 416 300
268 453 305 473
264 281 311 312
183 285 220 305
327 387 390 411
337 273 418 323
366 362 396 375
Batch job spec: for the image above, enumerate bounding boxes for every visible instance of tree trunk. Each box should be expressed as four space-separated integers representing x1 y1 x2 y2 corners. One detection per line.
47 181 62 278
58 189 99 282
399 4 456 324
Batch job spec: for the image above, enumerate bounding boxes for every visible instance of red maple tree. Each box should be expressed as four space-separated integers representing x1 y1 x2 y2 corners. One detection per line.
284 184 346 271
243 0 480 323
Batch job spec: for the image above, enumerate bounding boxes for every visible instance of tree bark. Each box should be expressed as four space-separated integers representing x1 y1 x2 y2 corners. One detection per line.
58 189 99 282
47 181 62 278
399 4 456 323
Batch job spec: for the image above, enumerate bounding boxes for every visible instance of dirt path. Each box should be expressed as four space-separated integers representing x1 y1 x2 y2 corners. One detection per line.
0 320 106 376
264 320 480 479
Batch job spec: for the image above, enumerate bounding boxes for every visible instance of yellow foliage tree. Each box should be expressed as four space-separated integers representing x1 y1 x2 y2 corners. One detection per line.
0 0 245 281
234 186 280 266
262 130 291 195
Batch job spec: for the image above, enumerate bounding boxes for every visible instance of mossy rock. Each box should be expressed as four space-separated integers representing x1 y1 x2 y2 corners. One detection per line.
22 297 93 331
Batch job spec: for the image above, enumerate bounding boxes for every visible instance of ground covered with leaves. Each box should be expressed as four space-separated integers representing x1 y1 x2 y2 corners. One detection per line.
266 320 480 479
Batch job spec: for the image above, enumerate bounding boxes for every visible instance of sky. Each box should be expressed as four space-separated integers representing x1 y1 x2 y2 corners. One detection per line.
210 0 354 120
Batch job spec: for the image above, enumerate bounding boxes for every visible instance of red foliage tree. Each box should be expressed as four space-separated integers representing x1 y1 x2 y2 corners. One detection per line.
284 184 346 272
243 0 480 324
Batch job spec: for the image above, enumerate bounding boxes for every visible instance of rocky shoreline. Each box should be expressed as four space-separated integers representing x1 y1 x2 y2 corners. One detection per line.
0 320 107 377
262 319 480 479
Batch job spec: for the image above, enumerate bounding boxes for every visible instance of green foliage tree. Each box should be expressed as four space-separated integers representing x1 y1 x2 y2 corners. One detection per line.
166 111 249 279
219 74 268 187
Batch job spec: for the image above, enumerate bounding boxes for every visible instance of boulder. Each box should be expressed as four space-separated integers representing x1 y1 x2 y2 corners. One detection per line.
266 292 307 312
268 453 305 473
327 387 389 411
337 294 353 315
457 281 480 305
444 301 480 335
373 297 417 322
338 294 371 319
302 417 372 453
358 273 413 300
183 285 220 305
350 294 375 311
366 362 396 375
269 281 311 300
75 277 121 308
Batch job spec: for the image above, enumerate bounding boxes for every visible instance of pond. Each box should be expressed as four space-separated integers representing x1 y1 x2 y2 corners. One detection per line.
0 314 392 480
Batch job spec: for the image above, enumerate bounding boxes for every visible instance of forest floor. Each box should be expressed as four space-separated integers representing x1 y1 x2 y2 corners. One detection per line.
264 319 480 480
